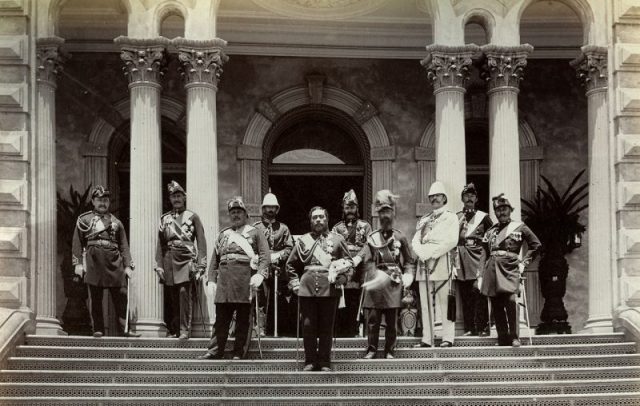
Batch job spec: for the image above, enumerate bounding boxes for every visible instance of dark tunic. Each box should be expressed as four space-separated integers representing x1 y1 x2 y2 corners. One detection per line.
209 224 270 304
358 228 416 309
72 211 132 288
155 209 207 286
253 219 293 284
331 219 372 288
481 221 541 297
456 210 493 281
286 232 353 298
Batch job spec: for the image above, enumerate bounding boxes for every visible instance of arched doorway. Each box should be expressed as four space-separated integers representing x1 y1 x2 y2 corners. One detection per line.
263 106 371 234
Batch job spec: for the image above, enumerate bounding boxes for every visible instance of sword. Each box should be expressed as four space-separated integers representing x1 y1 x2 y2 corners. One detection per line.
274 269 279 337
520 276 533 346
124 278 130 334
424 260 435 347
296 295 301 369
250 287 263 359
194 279 206 335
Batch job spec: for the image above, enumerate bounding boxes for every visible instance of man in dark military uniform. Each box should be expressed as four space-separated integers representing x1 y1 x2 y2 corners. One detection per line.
331 189 372 337
355 190 415 359
482 194 541 347
72 185 139 337
200 196 270 360
455 183 493 336
287 206 354 372
254 191 294 337
154 181 207 340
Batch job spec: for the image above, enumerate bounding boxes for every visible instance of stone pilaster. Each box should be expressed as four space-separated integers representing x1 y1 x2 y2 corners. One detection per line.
482 44 533 221
34 37 66 335
173 37 228 337
571 46 613 332
115 36 169 337
422 44 480 212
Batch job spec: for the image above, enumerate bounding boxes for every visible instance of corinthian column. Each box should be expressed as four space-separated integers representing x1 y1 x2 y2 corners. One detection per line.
482 45 533 221
422 45 479 212
34 37 66 335
114 36 169 336
173 37 228 337
571 46 613 333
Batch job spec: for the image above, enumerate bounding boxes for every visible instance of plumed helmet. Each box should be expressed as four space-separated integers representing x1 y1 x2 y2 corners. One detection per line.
167 180 186 196
91 185 111 199
227 196 247 212
492 193 514 210
428 181 447 198
461 182 477 198
374 189 399 212
342 189 358 206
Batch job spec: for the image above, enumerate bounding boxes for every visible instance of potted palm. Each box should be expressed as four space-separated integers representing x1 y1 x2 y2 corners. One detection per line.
57 184 94 335
521 170 588 334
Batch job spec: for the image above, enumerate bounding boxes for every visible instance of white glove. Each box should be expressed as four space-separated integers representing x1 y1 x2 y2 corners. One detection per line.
402 273 414 289
477 276 483 291
452 266 459 279
124 267 133 279
352 255 362 268
154 267 165 281
250 255 259 270
249 273 264 289
74 264 85 278
270 252 280 263
328 267 337 283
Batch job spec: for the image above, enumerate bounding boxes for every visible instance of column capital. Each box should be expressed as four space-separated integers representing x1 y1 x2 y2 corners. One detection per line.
114 36 169 87
570 45 608 95
173 37 228 90
482 44 534 93
421 44 481 92
36 37 66 88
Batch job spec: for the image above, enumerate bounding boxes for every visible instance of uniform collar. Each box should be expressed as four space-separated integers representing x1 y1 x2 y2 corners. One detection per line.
261 217 276 225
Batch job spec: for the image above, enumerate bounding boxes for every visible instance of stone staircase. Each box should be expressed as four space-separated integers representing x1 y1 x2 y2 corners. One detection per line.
0 333 639 405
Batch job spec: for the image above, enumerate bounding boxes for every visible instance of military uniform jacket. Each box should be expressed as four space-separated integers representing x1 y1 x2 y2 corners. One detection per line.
155 209 207 286
332 219 372 288
253 219 293 273
456 210 493 281
286 232 353 298
481 221 541 297
411 208 459 281
209 224 270 304
358 229 416 309
72 211 132 288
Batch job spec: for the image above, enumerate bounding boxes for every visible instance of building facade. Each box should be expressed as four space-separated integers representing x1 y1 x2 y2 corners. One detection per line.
0 0 639 343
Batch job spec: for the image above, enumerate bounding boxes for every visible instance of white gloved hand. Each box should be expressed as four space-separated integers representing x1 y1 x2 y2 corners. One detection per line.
477 276 483 291
124 267 133 279
402 273 414 289
250 255 259 270
328 267 337 284
352 255 362 268
270 252 280 263
249 273 264 289
74 264 85 278
154 267 165 281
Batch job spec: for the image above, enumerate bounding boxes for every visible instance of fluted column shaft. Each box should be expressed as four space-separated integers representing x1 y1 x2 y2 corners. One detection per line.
572 46 613 332
422 45 479 212
115 37 168 336
483 45 533 221
174 38 228 336
35 37 66 335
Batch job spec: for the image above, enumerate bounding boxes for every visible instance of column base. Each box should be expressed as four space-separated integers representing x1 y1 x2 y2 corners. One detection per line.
580 316 614 334
34 316 67 336
132 319 168 337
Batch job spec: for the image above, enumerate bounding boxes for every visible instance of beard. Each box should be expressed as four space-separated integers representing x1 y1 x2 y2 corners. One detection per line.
313 222 327 234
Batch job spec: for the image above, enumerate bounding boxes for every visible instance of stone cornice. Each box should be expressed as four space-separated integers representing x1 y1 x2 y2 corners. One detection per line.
36 37 66 88
172 37 228 49
114 36 169 87
421 44 481 92
570 45 607 94
482 44 534 92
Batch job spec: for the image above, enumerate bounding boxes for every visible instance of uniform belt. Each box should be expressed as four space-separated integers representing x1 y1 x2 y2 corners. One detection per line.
87 240 117 249
304 265 328 273
220 253 250 263
167 240 193 248
491 250 519 259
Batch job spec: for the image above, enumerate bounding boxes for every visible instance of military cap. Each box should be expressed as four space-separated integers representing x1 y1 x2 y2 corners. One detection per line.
91 185 110 199
227 196 247 212
492 193 514 210
374 189 399 212
167 180 186 196
461 183 478 197
342 189 358 206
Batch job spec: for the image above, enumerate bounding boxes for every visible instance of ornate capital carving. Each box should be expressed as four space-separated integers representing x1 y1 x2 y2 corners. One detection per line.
173 38 228 90
570 45 607 94
36 37 65 88
422 45 481 92
114 37 169 87
481 44 533 93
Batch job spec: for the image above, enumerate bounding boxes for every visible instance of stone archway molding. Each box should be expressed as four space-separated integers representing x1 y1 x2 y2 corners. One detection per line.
238 74 394 216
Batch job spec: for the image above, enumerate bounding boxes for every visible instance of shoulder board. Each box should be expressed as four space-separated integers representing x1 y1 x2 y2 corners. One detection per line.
220 227 232 235
79 210 93 218
357 219 371 227
252 221 263 227
392 227 402 234
183 210 195 219
332 221 345 229
244 224 256 233
329 231 342 239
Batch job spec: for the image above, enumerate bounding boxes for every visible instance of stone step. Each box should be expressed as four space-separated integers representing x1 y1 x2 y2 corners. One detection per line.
7 354 640 372
12 342 638 360
0 392 639 406
1 378 639 398
1 366 639 384
24 332 626 349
